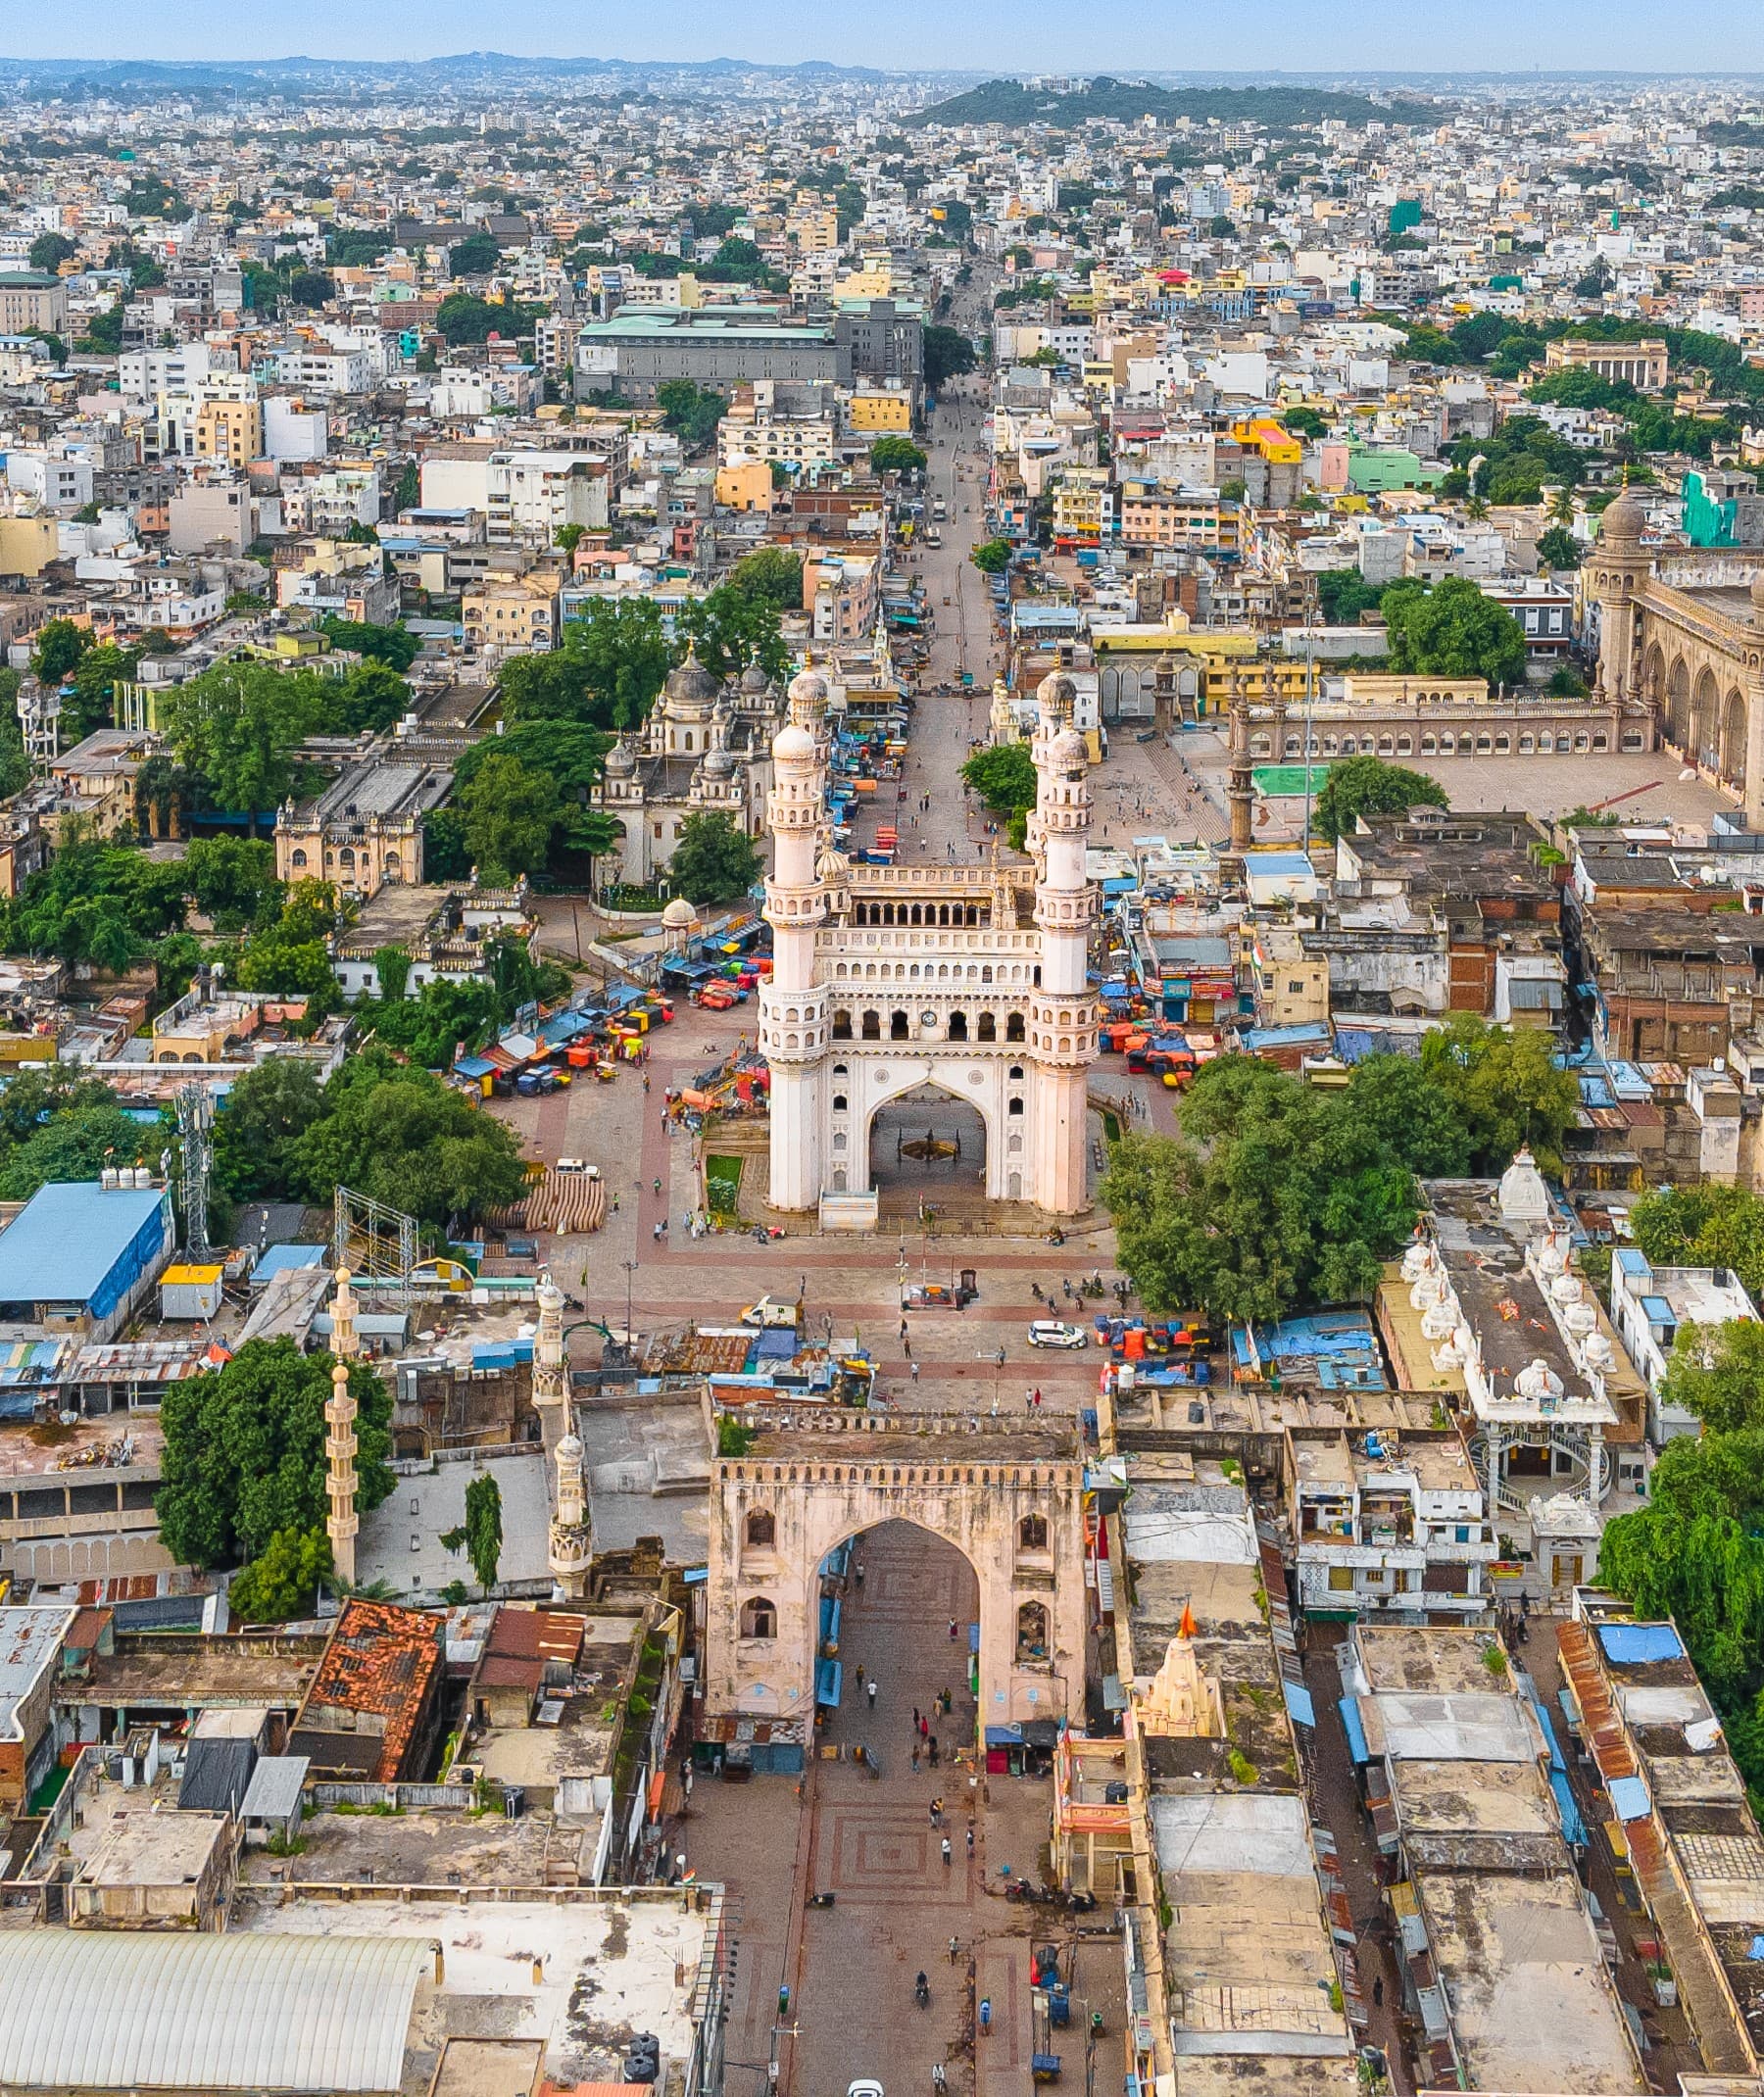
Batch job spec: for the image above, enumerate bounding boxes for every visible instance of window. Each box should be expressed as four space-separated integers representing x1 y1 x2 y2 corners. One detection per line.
861 1011 881 1041
890 1009 909 1040
832 1095 848 1113
1392 1568 1412 1593
1018 1514 1049 1551
1016 1601 1050 1658
1327 1566 1353 1592
948 1011 968 1041
290 850 308 868
1005 1013 1026 1044
740 1596 777 1639
1288 981 1305 996
1008 1097 1024 1116
745 1510 775 1548
832 1009 853 1040
977 1013 996 1042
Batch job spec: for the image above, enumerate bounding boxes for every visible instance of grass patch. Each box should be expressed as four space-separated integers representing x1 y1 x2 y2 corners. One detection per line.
705 1153 744 1217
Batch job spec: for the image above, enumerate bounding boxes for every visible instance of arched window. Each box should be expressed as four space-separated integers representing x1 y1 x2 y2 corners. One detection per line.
745 1510 775 1548
1008 1097 1024 1116
832 1094 848 1112
1019 1513 1049 1551
832 1009 853 1040
684 731 694 752
948 1011 968 1041
861 1011 881 1040
977 1013 997 1042
1016 1601 1049 1659
1006 1013 1026 1043
891 1009 909 1040
740 1597 777 1640
291 850 308 868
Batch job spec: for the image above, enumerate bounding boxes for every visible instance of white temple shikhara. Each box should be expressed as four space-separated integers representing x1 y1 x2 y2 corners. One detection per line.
760 666 1099 1221
324 1267 361 1589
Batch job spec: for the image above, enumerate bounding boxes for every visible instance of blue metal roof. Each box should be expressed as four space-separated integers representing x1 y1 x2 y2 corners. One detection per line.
1598 1623 1685 1667
0 1183 167 1309
252 1244 325 1282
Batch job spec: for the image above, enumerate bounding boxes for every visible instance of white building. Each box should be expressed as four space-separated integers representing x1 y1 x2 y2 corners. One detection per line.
760 666 1099 1225
1610 1246 1758 1446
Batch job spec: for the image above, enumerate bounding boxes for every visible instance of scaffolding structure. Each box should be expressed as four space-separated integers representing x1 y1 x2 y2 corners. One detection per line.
332 1185 417 1302
17 677 59 778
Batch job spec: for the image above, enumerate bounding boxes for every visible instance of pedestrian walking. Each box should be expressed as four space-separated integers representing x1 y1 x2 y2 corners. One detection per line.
949 1618 958 1640
910 1360 920 1383
913 1706 922 1732
928 1801 939 1829
941 1835 953 1866
900 1317 909 1341
948 1937 960 1965
866 1678 877 1710
978 1999 992 2039
1372 1975 1384 2008
855 1663 864 1684
933 2067 948 2095
903 1335 911 1360
912 1744 921 1773
929 1735 938 1766
1024 1388 1034 1412
965 1824 974 1856
919 1714 929 1740
1033 1388 1042 1409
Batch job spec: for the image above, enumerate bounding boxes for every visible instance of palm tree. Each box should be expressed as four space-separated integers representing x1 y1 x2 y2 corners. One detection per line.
1548 485 1576 526
1464 496 1490 522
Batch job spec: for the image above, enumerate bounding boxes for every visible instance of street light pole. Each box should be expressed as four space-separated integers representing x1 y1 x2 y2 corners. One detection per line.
622 1258 637 1343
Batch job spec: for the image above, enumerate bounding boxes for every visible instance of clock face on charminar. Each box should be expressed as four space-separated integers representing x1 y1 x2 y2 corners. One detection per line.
921 1010 938 1027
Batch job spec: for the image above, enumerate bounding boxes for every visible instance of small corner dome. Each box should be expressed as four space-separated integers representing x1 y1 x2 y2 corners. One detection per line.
661 896 699 931
1038 669 1077 714
787 664 830 714
605 739 638 776
772 720 816 765
740 661 773 694
1601 487 1646 544
704 748 737 778
1052 726 1088 768
1497 1146 1549 1224
557 1432 583 1463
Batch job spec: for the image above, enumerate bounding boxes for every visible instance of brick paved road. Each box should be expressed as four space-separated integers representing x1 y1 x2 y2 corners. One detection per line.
688 1521 1121 2097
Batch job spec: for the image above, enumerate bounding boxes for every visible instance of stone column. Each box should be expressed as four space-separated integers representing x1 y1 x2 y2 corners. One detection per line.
532 1270 568 1457
324 1358 358 1590
550 1432 592 1601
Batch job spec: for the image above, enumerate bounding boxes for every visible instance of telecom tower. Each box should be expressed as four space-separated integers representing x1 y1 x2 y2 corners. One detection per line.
176 1083 214 1254
17 676 59 778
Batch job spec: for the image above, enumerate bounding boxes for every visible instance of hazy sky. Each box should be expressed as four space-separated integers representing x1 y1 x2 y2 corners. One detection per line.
8 0 1764 73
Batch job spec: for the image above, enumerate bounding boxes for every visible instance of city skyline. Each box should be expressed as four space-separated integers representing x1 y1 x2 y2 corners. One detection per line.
8 1 1764 76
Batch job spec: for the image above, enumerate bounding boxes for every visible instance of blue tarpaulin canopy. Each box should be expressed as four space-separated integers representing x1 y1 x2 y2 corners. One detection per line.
1598 1624 1685 1666
1339 1696 1371 1765
815 1659 842 1708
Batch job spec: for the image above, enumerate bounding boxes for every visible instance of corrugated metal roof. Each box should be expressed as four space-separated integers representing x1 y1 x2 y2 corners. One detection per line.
240 1753 309 1822
0 1929 434 2092
0 1183 164 1305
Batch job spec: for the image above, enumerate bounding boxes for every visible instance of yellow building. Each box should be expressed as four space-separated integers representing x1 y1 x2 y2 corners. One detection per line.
787 200 840 253
462 569 562 656
0 516 58 579
715 460 775 512
194 396 264 468
1051 468 1110 539
1246 922 1330 1028
850 386 912 433
833 252 896 301
1231 415 1303 468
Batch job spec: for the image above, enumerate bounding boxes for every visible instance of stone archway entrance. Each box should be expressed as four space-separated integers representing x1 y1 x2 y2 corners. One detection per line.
704 1414 1088 1759
868 1083 988 1217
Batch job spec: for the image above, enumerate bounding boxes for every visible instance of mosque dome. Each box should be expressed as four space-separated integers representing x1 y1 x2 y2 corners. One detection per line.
1600 486 1647 546
605 738 638 777
787 664 831 720
661 896 699 933
740 661 774 696
1052 725 1088 769
663 645 720 712
1038 669 1078 717
704 748 737 778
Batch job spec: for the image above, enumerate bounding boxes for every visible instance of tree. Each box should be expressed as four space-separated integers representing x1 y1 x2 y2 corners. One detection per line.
459 752 564 881
27 231 75 274
869 436 928 476
159 661 324 825
555 522 585 557
448 230 502 277
78 300 125 355
1382 576 1529 687
970 538 1012 574
286 1047 527 1224
505 601 672 731
1658 1320 1764 1438
1282 406 1329 438
961 742 1037 840
1313 755 1448 841
666 810 760 905
213 1055 325 1198
185 836 279 930
320 617 419 672
436 292 538 345
287 269 335 309
464 1472 504 1590
0 1101 157 1200
1632 1185 1764 1306
923 324 977 393
61 642 139 744
655 379 727 450
727 548 805 614
157 1341 393 1570
1418 1014 1580 1178
331 661 411 737
1537 525 1582 570
228 1526 332 1622
676 586 788 685
1314 570 1385 625
30 617 92 687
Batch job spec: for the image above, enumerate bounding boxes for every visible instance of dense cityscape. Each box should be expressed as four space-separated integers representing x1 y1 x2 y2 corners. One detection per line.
5 39 1764 2097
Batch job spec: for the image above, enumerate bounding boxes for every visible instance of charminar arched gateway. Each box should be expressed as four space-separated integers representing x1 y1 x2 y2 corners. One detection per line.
758 664 1100 1224
1590 483 1764 815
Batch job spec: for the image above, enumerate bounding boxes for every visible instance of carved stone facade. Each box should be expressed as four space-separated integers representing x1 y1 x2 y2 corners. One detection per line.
703 1418 1089 1744
1590 486 1764 817
761 666 1099 1218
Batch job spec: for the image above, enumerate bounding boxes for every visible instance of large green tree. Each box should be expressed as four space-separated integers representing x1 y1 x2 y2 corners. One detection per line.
1417 1014 1580 1178
726 548 805 614
1632 1184 1764 1305
459 751 564 881
666 810 761 906
157 1341 393 1570
286 1047 527 1223
1313 754 1448 841
159 661 324 824
228 1526 332 1622
464 1472 504 1590
1382 576 1529 688
961 740 1037 847
924 324 977 392
676 585 789 684
1657 1319 1764 1438
213 1056 326 1198
504 601 672 731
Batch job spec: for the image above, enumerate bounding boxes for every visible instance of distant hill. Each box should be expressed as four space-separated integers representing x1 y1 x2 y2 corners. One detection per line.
905 76 1441 130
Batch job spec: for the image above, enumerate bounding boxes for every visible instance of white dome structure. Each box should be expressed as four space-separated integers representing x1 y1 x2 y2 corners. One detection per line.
1515 1358 1565 1404
1400 1242 1436 1284
1563 1302 1597 1338
1551 1273 1584 1306
662 896 699 934
1420 1302 1456 1341
771 720 816 767
1498 1147 1550 1226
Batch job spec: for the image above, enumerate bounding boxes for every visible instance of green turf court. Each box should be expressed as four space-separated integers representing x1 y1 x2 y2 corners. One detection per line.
1252 764 1332 797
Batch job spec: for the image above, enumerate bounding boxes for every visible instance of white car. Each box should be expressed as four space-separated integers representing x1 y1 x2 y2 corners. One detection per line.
849 2082 885 2097
1028 1320 1089 1349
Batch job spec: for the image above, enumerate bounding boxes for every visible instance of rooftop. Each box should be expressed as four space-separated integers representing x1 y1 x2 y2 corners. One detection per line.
0 1181 167 1311
294 1600 445 1780
0 1606 74 1741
